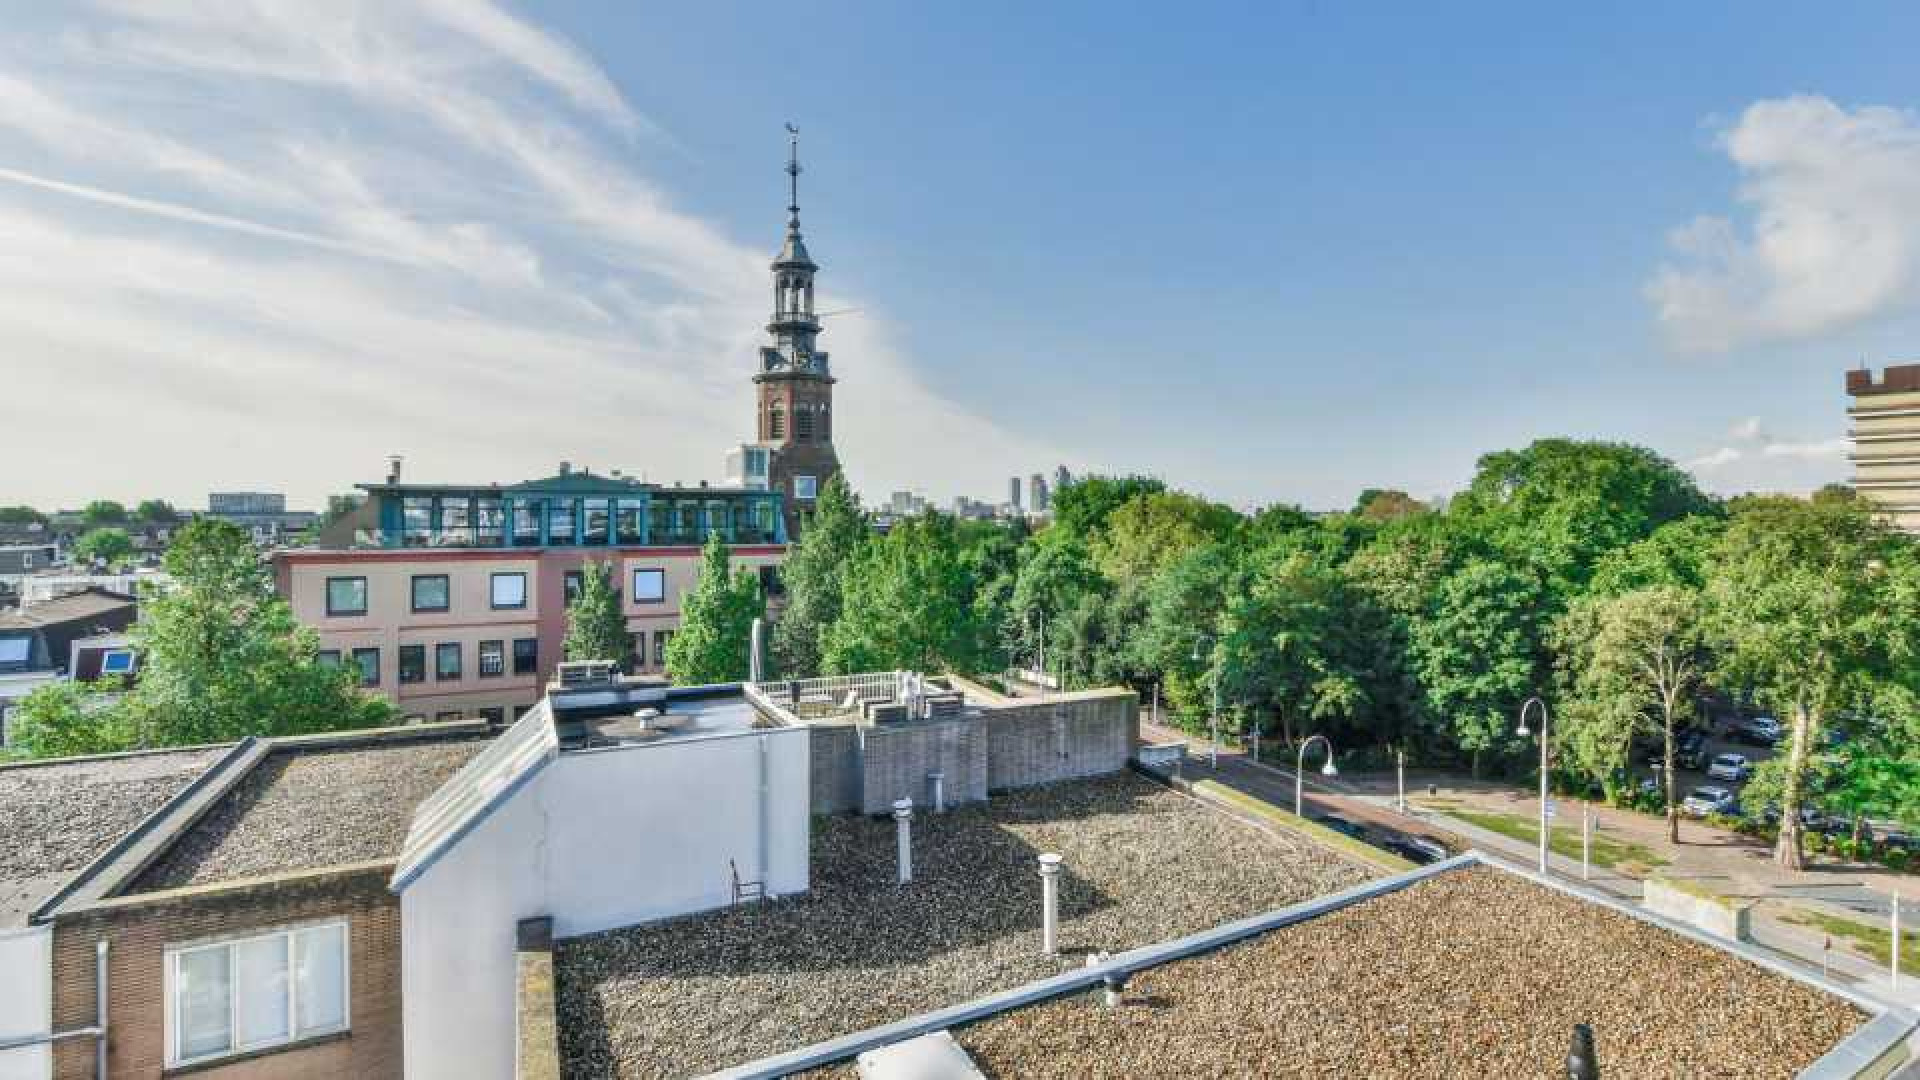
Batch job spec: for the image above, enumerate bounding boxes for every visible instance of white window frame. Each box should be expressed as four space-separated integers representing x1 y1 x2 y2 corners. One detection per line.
631 567 667 604
99 648 136 676
163 919 351 1069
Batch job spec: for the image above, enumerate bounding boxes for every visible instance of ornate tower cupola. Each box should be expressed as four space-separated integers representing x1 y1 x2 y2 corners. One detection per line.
752 124 841 537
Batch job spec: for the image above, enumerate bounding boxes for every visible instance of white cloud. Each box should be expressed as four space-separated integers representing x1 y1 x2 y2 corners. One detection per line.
1729 416 1764 441
1685 446 1742 470
1760 437 1849 460
1648 95 1920 352
0 2 1063 509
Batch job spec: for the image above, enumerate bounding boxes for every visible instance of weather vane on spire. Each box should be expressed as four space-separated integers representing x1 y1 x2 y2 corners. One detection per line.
784 123 801 217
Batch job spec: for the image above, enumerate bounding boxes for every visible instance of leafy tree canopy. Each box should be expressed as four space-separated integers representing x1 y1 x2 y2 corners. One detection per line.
563 559 630 668
135 499 180 523
1354 488 1427 522
824 512 991 675
772 472 868 678
81 499 129 526
73 527 136 566
665 533 766 684
1089 491 1239 583
1047 474 1165 539
0 505 46 525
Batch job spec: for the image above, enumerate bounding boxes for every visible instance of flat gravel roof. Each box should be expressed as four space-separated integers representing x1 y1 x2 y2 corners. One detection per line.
555 772 1376 1079
907 865 1864 1079
131 735 488 892
0 747 224 925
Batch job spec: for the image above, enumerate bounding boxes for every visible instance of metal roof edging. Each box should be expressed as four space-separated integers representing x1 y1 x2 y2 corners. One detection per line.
31 737 268 922
697 853 1476 1080
387 733 557 895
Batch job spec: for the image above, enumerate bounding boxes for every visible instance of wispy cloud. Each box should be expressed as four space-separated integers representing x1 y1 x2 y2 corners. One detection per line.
1682 414 1846 490
0 2 1061 507
1648 95 1920 352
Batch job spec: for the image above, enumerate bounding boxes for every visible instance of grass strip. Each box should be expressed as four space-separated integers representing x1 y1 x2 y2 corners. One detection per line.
1448 808 1668 873
1192 780 1415 873
1780 908 1920 975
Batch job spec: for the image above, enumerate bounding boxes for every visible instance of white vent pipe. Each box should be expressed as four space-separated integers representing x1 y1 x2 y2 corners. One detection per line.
1038 853 1062 955
893 799 914 885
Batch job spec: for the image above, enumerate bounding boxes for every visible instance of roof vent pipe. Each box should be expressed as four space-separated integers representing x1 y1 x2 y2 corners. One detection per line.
1038 853 1062 955
749 618 766 683
893 799 914 885
928 771 945 814
1102 971 1128 1008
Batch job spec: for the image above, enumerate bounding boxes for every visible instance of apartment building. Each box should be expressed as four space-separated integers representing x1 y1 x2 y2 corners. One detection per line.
1847 362 1920 532
275 466 786 723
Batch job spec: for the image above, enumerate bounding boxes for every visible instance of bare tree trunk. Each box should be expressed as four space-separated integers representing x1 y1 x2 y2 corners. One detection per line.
1663 706 1680 845
1775 702 1813 871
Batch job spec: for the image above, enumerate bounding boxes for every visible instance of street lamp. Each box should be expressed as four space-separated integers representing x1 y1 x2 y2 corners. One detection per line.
1516 696 1550 875
1296 734 1337 816
1193 641 1221 770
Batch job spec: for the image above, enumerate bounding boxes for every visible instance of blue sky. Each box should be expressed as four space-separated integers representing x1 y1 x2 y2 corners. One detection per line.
3 3 1919 512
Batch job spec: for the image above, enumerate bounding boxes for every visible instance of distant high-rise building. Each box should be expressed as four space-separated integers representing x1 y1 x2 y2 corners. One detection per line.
1028 473 1049 514
1848 363 1920 532
1054 465 1072 491
1008 477 1022 510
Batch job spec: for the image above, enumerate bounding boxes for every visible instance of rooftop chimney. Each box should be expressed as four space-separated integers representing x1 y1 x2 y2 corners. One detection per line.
387 455 403 485
558 461 571 477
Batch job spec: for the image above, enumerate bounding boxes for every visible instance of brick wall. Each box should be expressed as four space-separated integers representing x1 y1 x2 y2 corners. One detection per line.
50 865 402 1080
984 690 1138 792
856 717 988 815
807 725 862 814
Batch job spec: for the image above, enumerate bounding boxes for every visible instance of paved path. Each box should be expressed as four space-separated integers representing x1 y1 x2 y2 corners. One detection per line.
1138 717 1920 1007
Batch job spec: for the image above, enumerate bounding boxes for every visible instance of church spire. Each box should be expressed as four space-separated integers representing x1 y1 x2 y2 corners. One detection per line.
766 123 823 372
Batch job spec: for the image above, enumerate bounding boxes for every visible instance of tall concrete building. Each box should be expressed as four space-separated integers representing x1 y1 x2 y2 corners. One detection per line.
1008 477 1022 511
749 128 841 538
1028 473 1049 514
1847 363 1920 532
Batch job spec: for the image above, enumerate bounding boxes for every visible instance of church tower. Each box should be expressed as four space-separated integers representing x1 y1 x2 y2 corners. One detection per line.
753 126 841 537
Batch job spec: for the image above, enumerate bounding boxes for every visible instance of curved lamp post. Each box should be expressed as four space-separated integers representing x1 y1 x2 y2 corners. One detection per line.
1296 734 1337 816
1516 696 1551 874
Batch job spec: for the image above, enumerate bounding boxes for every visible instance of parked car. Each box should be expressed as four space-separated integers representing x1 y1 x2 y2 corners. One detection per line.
1379 834 1450 865
1681 786 1739 817
1733 716 1782 746
1706 753 1752 783
1675 730 1711 770
1311 813 1368 840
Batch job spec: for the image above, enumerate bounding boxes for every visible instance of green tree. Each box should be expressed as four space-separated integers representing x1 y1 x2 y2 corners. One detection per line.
772 473 867 677
135 499 180 523
665 533 766 684
1587 516 1726 597
1047 474 1165 539
1408 558 1543 775
1705 496 1910 869
1215 548 1368 746
0 505 45 525
563 559 630 667
1134 543 1239 716
7 679 138 758
824 512 988 674
19 519 396 753
1008 537 1107 676
1088 491 1240 582
1553 585 1708 837
1354 489 1427 522
81 500 129 526
72 527 135 566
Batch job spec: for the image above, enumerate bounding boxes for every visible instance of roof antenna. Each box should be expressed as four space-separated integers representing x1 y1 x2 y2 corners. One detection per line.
784 122 801 224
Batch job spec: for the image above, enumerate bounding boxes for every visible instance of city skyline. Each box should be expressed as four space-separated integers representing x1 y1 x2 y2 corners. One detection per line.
4 4 1920 511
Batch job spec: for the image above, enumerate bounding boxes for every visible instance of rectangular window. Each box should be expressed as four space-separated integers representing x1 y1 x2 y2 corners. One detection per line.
435 642 461 681
512 704 535 721
479 640 504 677
758 565 785 598
399 645 425 684
795 403 815 441
475 498 504 546
653 629 672 667
490 572 527 609
165 922 348 1068
583 498 610 544
439 498 472 546
478 706 506 726
402 497 433 547
793 475 818 501
631 568 666 604
317 649 341 669
512 637 538 676
411 574 450 613
325 577 367 617
352 648 380 688
435 710 463 723
563 571 583 604
99 648 138 676
548 500 576 545
615 499 646 544
512 499 544 546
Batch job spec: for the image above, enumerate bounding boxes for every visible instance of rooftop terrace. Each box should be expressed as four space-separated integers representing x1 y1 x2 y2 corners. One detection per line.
0 747 224 925
880 864 1868 1079
553 771 1376 1079
130 734 488 892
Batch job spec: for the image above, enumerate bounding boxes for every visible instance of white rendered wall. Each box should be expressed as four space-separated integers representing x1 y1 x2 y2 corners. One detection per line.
401 727 810 1080
0 925 51 1080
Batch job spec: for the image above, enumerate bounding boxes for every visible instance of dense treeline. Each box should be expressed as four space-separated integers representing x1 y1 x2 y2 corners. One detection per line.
774 440 1920 869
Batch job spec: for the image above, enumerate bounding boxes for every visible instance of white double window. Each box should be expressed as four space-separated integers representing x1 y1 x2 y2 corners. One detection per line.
165 921 349 1067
